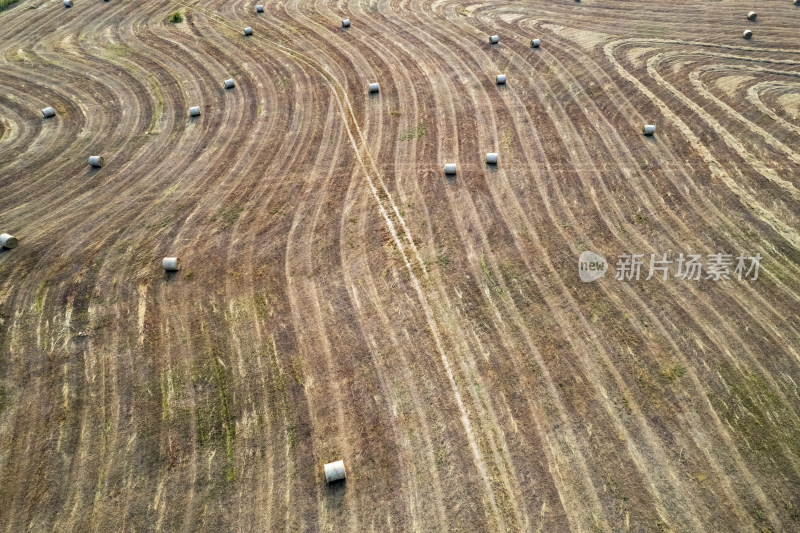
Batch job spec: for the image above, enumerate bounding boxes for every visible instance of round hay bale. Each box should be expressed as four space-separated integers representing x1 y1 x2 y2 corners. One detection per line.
256 4 264 13
63 0 72 7
444 163 457 175
747 11 757 21
368 82 379 93
88 156 105 167
743 29 753 39
642 124 656 136
531 38 541 48
496 74 506 85
189 106 201 117
486 153 498 164
244 26 253 36
0 234 18 249
489 34 499 44
324 460 346 483
162 257 180 271
41 107 56 118
342 18 351 28
224 78 235 89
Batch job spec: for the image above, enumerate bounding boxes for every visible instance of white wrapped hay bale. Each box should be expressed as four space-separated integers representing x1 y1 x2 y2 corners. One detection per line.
368 82 379 93
496 74 506 85
642 124 656 136
531 38 541 48
88 156 104 167
486 153 498 164
162 257 180 271
42 107 56 118
324 460 346 483
189 106 201 117
244 26 253 36
0 234 18 249
342 18 350 28
224 78 235 89
489 34 499 44
444 163 457 175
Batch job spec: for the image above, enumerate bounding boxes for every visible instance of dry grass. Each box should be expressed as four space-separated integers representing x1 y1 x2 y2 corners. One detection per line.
0 0 799 531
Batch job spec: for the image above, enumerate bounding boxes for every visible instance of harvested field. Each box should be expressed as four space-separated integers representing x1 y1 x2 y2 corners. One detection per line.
1 0 800 531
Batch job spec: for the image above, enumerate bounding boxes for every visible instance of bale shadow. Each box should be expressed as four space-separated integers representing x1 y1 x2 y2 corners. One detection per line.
324 479 347 508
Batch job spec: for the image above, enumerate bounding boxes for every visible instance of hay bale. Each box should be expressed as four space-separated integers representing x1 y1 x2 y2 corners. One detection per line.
324 460 346 483
88 156 105 167
743 29 753 39
642 124 656 136
189 106 201 117
368 82 379 93
342 18 350 28
244 26 253 36
444 163 457 175
224 78 235 89
486 153 498 164
496 74 506 85
256 5 264 13
747 11 757 21
162 257 180 271
0 234 18 249
41 107 56 118
531 38 541 48
489 34 499 44
63 0 72 7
